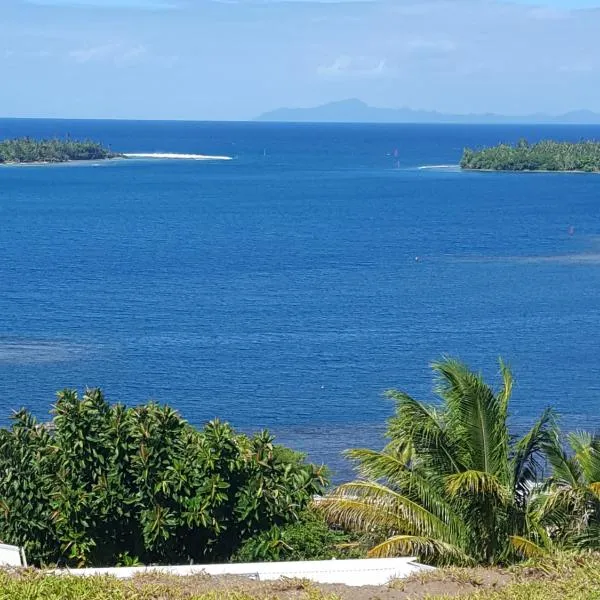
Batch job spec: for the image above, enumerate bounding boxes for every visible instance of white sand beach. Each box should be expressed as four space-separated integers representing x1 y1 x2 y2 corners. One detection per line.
123 153 233 161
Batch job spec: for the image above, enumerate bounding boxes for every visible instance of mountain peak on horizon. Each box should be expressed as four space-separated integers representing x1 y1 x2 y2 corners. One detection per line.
255 100 600 125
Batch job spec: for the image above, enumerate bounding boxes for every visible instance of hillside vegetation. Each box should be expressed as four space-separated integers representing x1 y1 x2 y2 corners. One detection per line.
0 138 119 163
460 139 600 171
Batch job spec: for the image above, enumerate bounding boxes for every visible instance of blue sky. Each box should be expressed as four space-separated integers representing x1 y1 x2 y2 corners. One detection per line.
2 0 600 120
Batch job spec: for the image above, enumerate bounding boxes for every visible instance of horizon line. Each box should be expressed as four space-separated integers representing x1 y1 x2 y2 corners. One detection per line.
3 116 600 126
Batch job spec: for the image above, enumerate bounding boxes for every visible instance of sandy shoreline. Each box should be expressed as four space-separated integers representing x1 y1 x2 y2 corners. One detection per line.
0 153 233 167
124 153 232 160
461 167 600 174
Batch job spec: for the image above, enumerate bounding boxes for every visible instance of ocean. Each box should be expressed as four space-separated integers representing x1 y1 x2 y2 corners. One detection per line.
1 119 600 479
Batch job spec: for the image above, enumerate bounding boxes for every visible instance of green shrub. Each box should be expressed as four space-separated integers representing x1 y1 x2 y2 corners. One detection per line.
0 389 326 567
232 509 364 562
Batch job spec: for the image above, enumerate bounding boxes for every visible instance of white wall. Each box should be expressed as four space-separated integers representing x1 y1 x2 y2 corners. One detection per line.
0 544 26 567
55 557 433 587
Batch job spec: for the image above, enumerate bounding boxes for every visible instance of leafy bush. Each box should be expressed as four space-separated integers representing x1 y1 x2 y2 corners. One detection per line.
232 509 364 562
0 389 326 567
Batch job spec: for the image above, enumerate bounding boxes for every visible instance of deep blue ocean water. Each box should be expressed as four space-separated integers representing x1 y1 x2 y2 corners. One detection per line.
1 119 600 479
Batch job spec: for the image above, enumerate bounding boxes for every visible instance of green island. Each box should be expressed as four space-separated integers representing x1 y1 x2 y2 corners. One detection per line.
2 357 600 600
460 139 600 172
0 137 121 164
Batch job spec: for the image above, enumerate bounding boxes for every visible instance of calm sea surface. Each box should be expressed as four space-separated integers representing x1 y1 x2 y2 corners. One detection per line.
1 119 600 479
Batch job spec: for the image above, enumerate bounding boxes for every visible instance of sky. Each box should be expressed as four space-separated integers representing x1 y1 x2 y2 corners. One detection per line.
1 0 600 120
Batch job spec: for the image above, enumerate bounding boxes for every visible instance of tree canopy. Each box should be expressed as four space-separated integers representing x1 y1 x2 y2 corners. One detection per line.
317 358 577 565
0 138 119 163
0 389 326 567
460 139 600 172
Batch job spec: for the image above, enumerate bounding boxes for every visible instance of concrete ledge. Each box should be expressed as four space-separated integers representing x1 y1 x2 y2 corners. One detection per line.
54 557 434 587
0 543 27 567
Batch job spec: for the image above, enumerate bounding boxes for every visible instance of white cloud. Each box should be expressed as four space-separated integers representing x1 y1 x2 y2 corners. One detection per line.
69 43 147 65
317 55 389 78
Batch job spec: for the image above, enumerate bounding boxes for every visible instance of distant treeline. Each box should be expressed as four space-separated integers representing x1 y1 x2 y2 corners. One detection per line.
460 139 600 172
0 137 120 164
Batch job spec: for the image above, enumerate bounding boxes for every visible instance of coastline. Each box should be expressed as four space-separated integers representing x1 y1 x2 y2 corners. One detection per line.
460 167 600 174
0 153 233 167
0 157 124 167
123 153 233 160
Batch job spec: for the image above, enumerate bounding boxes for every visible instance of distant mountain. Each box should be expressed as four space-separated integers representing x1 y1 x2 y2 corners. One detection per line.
255 99 600 125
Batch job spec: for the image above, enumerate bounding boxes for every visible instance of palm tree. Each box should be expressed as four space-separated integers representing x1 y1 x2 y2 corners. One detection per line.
316 358 554 565
527 431 600 554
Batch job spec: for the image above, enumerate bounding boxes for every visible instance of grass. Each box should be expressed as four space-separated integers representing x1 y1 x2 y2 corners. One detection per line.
1 555 600 599
426 555 600 600
0 571 333 600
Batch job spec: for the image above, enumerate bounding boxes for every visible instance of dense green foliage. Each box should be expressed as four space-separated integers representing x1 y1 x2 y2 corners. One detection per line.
532 431 600 553
232 509 363 562
318 358 600 566
0 137 119 163
0 389 326 567
460 139 600 171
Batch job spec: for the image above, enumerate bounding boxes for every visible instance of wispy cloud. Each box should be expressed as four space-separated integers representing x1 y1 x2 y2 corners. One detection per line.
69 43 147 65
317 55 389 78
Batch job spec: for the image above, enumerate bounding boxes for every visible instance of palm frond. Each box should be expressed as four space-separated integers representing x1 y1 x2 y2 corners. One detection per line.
445 470 510 503
571 521 600 550
510 535 549 558
367 534 473 565
536 485 588 531
386 391 463 475
511 408 554 503
543 431 582 488
344 448 409 483
497 358 513 423
316 496 408 534
568 431 600 485
432 358 509 478
319 481 453 540
588 482 600 499
340 454 466 542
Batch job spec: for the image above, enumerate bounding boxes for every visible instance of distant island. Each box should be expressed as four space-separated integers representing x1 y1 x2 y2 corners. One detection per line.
460 139 600 172
256 99 600 124
0 138 121 164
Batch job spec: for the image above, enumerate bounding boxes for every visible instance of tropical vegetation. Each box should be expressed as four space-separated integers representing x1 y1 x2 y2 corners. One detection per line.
0 389 326 567
532 430 600 553
233 509 361 563
460 139 600 171
317 358 600 566
2 358 600 572
0 137 120 163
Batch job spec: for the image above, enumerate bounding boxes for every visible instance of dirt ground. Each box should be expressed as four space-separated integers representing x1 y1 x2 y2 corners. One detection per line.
130 567 513 600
